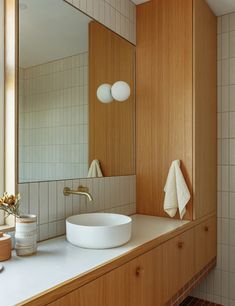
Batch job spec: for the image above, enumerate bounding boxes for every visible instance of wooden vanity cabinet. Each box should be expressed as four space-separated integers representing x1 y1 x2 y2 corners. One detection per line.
39 216 217 306
105 245 163 306
162 228 195 303
194 215 217 274
47 277 104 306
48 246 163 306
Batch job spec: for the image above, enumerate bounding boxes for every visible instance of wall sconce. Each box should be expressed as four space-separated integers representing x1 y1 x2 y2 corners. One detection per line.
96 84 113 103
97 81 131 103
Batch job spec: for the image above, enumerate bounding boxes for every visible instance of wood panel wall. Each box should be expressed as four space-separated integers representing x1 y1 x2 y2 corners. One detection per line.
136 0 193 219
89 21 135 177
136 0 217 220
193 0 217 219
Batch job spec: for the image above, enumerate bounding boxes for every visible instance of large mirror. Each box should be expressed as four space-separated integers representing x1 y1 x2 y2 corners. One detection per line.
18 0 135 183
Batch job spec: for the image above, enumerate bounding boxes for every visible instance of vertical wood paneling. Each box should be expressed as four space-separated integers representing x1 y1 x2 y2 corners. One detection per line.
193 0 217 219
162 228 195 302
136 0 193 219
89 21 135 177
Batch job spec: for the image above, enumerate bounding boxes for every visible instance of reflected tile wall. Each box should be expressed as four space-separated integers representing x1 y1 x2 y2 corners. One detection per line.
18 175 136 241
19 53 89 182
64 0 136 44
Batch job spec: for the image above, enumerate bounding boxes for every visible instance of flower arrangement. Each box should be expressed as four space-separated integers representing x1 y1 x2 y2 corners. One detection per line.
0 192 21 218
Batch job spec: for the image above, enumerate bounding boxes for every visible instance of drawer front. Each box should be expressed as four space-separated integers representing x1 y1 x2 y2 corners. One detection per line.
162 228 195 303
47 277 104 306
195 216 217 273
48 246 163 306
105 246 163 306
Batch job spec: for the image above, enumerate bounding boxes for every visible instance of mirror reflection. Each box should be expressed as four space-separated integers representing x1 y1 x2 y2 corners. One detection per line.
18 0 135 183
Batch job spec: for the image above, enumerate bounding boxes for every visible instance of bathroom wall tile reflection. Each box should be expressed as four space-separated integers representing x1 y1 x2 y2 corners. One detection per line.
18 175 136 241
19 53 88 182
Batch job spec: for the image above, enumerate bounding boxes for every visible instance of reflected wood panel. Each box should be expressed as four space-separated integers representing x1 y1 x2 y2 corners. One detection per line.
89 21 135 177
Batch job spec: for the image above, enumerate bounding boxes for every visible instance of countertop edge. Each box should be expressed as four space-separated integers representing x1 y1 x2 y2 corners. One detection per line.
17 212 216 306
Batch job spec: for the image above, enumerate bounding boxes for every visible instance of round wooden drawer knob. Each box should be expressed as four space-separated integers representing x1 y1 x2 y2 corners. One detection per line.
178 241 184 249
204 226 209 232
136 266 144 276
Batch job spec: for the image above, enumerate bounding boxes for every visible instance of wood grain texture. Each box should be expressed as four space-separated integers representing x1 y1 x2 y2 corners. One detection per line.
105 246 163 306
136 0 217 220
136 0 193 219
131 246 163 306
162 228 195 303
47 277 104 306
193 0 217 219
48 246 163 306
194 216 217 274
89 21 135 177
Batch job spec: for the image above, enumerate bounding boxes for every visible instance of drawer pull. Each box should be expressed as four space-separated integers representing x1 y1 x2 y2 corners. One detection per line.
178 241 184 249
136 266 144 276
204 226 209 232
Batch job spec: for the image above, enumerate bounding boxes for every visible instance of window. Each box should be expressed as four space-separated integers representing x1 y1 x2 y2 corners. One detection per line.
0 0 17 228
0 0 5 225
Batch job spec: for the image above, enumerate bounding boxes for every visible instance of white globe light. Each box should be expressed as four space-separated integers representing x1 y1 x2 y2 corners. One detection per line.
97 84 113 103
111 81 131 102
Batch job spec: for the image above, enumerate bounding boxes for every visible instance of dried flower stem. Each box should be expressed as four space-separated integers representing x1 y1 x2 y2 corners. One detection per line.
0 192 21 218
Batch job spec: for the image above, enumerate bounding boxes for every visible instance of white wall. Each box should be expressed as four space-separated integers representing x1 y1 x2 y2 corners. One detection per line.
19 53 88 182
192 13 235 306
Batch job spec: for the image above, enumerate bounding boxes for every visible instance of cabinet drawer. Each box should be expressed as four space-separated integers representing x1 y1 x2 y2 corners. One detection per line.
48 246 163 306
194 216 216 273
47 277 104 306
162 228 195 303
105 246 163 306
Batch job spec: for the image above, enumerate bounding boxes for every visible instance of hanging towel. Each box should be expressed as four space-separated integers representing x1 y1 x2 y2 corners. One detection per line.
163 160 190 219
87 159 103 178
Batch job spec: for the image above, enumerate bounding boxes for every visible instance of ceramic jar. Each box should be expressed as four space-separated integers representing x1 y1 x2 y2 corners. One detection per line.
15 214 37 256
0 232 11 261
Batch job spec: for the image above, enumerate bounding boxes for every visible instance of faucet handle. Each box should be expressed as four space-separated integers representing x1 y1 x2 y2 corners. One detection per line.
77 186 89 192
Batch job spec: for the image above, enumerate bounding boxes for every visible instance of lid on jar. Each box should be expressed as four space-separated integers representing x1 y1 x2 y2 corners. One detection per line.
0 232 11 242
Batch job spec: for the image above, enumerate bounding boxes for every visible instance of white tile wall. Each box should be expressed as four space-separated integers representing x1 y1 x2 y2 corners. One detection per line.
64 0 136 44
18 175 136 241
19 53 89 182
192 13 235 306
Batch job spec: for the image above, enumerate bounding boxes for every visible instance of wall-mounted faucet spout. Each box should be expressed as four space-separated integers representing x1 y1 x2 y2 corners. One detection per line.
63 186 93 202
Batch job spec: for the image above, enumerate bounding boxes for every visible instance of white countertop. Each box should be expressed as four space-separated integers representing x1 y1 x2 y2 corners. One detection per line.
0 214 189 306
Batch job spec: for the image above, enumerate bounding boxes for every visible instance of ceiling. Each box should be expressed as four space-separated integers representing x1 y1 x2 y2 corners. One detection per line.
206 0 235 16
131 0 235 16
19 0 91 68
131 0 149 4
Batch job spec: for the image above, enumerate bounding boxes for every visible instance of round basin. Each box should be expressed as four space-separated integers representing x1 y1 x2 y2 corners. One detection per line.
66 213 132 249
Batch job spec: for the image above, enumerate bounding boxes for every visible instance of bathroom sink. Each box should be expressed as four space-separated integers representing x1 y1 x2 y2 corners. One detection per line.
66 213 132 249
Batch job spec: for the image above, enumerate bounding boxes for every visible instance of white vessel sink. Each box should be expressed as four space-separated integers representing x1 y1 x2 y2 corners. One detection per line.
66 213 132 249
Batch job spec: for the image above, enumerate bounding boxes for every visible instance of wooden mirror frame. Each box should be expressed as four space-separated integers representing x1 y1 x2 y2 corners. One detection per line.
1 0 18 230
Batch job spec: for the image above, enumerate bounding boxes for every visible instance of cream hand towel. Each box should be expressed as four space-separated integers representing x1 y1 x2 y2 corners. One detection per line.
164 160 190 219
87 159 103 178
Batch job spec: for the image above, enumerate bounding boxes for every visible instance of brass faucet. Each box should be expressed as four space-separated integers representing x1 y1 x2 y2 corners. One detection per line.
63 186 93 202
